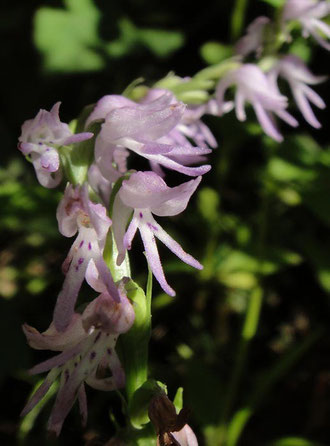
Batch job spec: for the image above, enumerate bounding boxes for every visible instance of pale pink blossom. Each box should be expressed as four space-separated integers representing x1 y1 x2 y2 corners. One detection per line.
18 102 93 188
112 171 203 296
284 0 330 50
236 17 270 57
216 64 298 142
54 183 119 331
21 274 134 436
268 55 326 128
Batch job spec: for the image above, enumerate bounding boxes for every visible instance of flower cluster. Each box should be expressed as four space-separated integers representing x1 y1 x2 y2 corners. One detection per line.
215 0 328 141
19 89 212 436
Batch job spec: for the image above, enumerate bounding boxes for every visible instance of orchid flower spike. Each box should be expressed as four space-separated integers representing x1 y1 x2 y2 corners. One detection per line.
88 92 211 180
268 55 327 128
54 183 119 332
235 16 270 58
112 171 203 296
21 277 134 436
283 0 330 50
18 102 93 188
216 64 298 142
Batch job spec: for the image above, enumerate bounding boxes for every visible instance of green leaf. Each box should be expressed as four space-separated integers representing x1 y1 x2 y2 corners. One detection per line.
200 42 233 65
173 387 183 413
289 38 312 63
34 0 104 73
267 158 316 183
197 187 220 224
139 29 184 58
105 18 184 59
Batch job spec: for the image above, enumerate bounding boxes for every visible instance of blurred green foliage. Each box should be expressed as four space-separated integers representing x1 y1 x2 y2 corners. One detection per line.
34 0 184 73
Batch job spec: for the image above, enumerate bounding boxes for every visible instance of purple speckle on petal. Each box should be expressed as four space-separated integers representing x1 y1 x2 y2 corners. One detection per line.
90 351 96 361
139 212 143 218
88 242 92 250
94 332 101 343
147 222 158 231
38 142 42 145
78 257 84 265
79 240 84 248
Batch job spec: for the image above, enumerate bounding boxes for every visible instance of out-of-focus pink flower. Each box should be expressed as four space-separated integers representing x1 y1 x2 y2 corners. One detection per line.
21 274 134 436
284 0 330 50
18 103 93 188
54 183 119 332
112 171 203 296
235 16 270 57
216 64 298 142
268 55 326 128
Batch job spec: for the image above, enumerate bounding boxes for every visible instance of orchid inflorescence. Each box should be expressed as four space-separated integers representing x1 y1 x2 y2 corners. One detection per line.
18 1 328 443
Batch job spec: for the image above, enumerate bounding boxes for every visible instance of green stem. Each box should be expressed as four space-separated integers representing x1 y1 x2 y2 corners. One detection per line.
230 0 248 41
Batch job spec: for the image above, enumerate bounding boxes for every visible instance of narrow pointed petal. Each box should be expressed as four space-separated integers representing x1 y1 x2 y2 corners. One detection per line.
275 109 299 128
235 91 247 121
77 384 88 427
151 218 203 270
62 132 93 145
53 257 89 332
139 223 176 296
253 102 283 142
122 216 139 254
300 84 326 109
144 152 211 177
29 341 84 375
48 336 107 435
112 195 134 266
292 87 322 128
94 257 120 302
21 368 61 417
